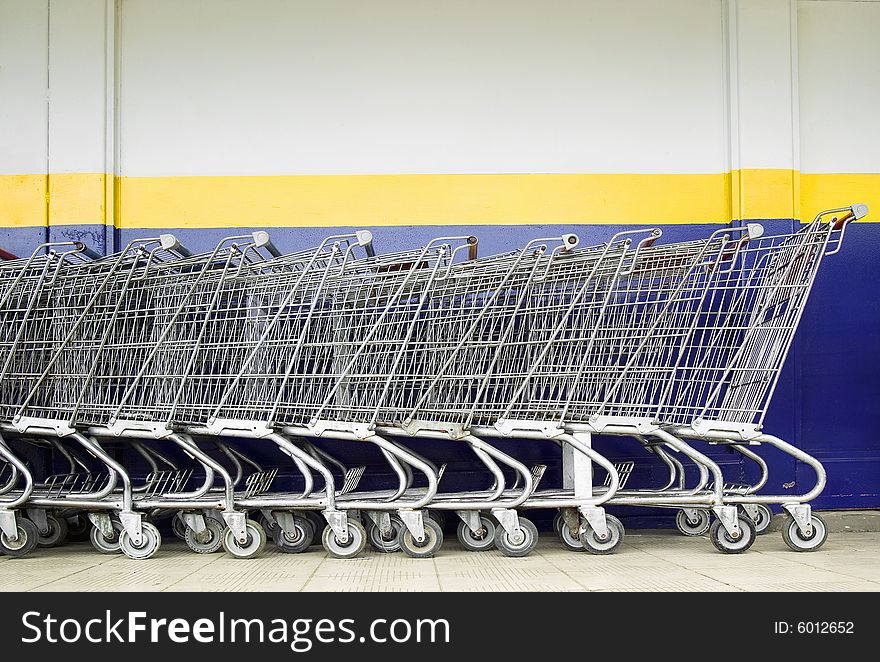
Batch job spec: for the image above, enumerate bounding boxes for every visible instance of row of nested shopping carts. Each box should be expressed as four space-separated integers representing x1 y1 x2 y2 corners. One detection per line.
0 204 866 560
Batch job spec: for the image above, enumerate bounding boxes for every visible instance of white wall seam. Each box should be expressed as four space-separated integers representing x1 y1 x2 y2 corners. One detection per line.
789 0 801 217
104 0 118 231
723 0 742 223
45 0 50 186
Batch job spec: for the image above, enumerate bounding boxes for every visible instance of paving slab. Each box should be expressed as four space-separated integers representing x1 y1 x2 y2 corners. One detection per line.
1 528 877 592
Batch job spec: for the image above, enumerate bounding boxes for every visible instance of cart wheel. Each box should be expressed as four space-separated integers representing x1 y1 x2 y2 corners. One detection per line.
0 518 40 557
580 514 624 555
494 516 539 557
552 511 564 538
675 508 711 536
184 517 225 554
273 516 315 554
256 512 277 538
399 517 443 559
322 520 367 559
37 514 69 548
709 516 756 554
120 521 161 560
747 504 773 535
559 521 585 551
782 513 827 552
222 519 266 559
456 515 496 552
304 511 324 546
427 510 446 530
89 519 125 554
66 514 90 542
367 515 403 553
171 513 187 540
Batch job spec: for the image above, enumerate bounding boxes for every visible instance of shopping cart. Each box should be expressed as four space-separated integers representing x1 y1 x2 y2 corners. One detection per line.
491 204 866 552
652 204 868 551
0 241 101 556
64 233 304 558
196 234 471 558
78 230 381 557
3 235 242 558
349 231 657 555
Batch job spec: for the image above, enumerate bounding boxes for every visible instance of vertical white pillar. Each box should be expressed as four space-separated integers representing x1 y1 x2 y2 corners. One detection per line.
47 0 116 246
724 0 800 221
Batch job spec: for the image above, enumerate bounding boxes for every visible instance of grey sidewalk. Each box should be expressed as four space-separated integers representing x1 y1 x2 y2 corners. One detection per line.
2 528 878 592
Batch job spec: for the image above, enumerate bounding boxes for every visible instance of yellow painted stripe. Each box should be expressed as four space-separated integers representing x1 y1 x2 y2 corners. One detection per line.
0 174 46 227
1 170 877 228
47 172 107 227
117 173 732 228
729 169 799 220
0 172 106 227
801 173 880 223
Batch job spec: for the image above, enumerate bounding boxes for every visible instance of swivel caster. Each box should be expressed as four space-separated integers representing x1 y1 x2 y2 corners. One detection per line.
322 519 367 559
743 504 773 535
782 513 827 552
120 522 162 560
580 514 624 554
456 515 496 552
494 516 538 558
66 514 91 542
89 519 125 554
274 516 315 554
303 511 325 546
675 509 710 537
399 518 443 559
184 517 225 554
0 518 40 557
222 519 267 559
559 520 585 551
552 511 564 538
36 514 69 548
709 516 756 554
171 514 188 540
366 515 403 553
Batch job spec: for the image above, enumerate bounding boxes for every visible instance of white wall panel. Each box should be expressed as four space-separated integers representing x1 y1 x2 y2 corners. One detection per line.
732 0 798 169
0 0 48 174
798 0 880 173
117 0 727 176
47 0 110 173
3 0 877 189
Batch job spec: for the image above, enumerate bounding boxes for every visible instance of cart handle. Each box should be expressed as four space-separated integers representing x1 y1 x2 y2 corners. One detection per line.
431 236 479 280
0 248 17 261
356 230 376 258
159 234 193 258
832 211 854 231
831 203 868 230
467 235 479 261
825 203 867 256
718 222 764 265
531 234 581 281
251 231 280 258
71 242 102 260
700 223 764 273
618 228 663 275
333 230 377 274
